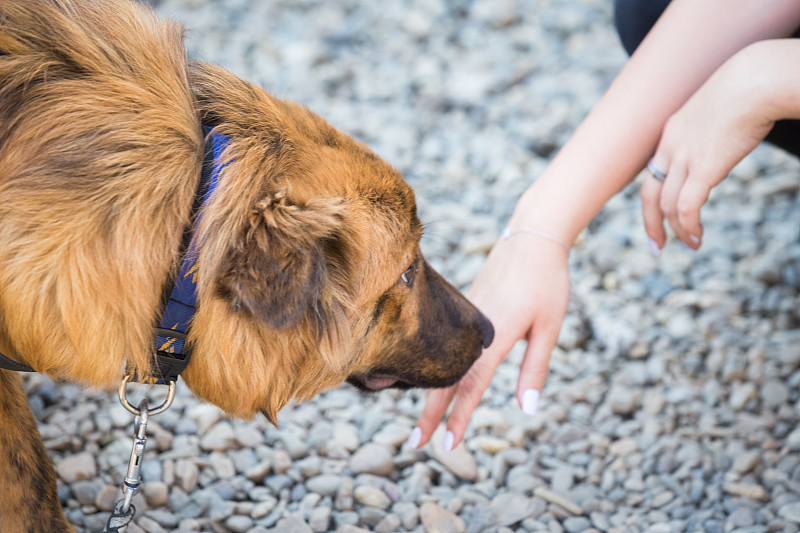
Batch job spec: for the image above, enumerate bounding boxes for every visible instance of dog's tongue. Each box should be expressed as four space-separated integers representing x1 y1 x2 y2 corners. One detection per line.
364 374 398 390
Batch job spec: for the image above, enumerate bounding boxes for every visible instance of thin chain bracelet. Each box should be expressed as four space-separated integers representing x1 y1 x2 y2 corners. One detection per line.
500 227 570 251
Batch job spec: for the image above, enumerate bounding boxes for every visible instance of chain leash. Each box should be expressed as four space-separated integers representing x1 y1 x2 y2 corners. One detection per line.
101 376 176 533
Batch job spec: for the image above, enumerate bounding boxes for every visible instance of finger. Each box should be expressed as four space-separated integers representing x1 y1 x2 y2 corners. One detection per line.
410 385 457 449
516 320 559 416
676 174 713 247
659 163 695 247
641 165 667 251
441 355 498 451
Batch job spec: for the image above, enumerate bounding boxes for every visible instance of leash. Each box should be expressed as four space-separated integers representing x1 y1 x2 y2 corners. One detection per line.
102 379 176 533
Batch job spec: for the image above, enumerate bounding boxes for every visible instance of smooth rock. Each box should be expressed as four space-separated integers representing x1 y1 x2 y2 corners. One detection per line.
353 486 392 510
349 443 394 476
419 502 466 533
56 452 97 484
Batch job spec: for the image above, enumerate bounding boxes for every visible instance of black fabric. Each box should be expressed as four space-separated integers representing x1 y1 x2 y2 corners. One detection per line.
613 0 671 56
0 351 35 372
613 0 800 158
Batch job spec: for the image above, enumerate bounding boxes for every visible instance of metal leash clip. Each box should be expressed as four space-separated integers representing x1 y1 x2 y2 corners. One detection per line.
102 376 176 532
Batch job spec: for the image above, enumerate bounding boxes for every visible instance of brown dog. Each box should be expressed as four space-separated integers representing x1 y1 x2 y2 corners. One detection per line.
0 0 493 530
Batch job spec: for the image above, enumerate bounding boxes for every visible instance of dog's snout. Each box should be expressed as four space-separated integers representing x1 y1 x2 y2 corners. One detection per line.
478 314 494 349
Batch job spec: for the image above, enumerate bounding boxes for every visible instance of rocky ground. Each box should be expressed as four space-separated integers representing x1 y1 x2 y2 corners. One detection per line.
28 0 800 531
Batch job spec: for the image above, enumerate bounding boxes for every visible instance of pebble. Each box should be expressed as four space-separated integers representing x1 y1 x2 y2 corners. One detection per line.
419 502 466 533
431 427 478 481
95 485 120 512
778 502 800 523
309 506 332 532
307 474 342 497
199 422 236 451
353 486 392 510
731 451 761 475
393 501 420 530
271 515 313 533
490 493 542 526
723 482 769 501
174 459 199 493
142 481 169 507
56 452 97 484
349 443 395 476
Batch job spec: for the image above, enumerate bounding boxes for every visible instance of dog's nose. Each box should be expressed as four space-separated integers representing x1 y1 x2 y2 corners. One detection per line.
478 314 494 349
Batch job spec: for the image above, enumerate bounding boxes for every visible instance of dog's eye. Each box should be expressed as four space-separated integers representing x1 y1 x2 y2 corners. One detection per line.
400 263 417 287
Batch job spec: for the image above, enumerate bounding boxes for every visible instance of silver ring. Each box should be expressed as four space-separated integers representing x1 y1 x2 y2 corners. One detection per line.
647 158 667 182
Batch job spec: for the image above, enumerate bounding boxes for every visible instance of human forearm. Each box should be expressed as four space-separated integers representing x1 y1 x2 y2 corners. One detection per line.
752 39 800 123
510 0 800 244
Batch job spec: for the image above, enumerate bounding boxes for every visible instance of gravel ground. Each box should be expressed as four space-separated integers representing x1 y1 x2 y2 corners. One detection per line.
26 0 800 532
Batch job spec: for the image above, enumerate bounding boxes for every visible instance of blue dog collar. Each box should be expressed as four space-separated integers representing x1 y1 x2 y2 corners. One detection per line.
0 127 231 381
144 127 231 384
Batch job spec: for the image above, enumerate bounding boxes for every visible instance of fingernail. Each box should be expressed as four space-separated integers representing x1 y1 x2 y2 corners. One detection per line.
647 238 661 257
521 388 541 416
405 427 422 449
689 234 701 245
442 430 454 453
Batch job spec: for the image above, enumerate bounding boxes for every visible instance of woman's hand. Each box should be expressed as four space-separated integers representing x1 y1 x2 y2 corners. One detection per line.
642 41 788 251
408 233 570 451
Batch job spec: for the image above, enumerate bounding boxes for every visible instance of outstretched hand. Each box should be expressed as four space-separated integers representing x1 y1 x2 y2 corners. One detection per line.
407 233 570 451
642 42 780 252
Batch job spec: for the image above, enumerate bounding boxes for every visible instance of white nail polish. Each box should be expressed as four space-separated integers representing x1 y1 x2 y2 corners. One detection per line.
522 389 540 416
442 430 454 453
647 238 661 257
405 427 422 449
689 234 701 245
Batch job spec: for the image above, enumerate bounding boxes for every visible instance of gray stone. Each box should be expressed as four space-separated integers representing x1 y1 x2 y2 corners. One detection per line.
353 486 391 510
563 516 592 533
234 424 265 448
727 507 756 528
70 479 103 506
95 485 120 512
306 474 342 497
731 451 761 475
551 467 574 493
606 385 641 415
147 510 180 528
280 431 310 459
392 501 419 530
271 515 313 533
245 459 273 482
490 493 540 526
419 502 466 533
56 452 97 484
464 504 498 533
431 427 478 481
349 444 394 476
778 502 800 523
251 498 277 519
374 513 402 533
142 481 169 507
199 422 236 451
174 459 199 493
309 506 332 533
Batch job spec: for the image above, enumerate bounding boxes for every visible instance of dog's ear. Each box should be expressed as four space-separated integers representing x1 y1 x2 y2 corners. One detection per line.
217 190 346 328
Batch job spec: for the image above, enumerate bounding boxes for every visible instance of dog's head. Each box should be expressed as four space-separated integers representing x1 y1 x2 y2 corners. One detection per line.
182 63 493 421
